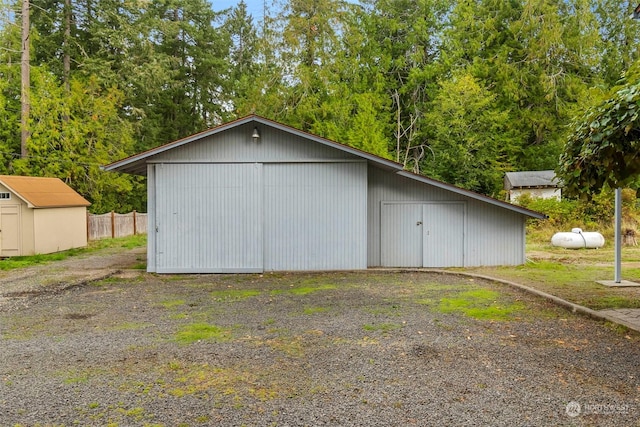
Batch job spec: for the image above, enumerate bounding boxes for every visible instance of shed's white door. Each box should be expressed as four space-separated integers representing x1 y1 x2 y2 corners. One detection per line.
381 203 423 267
155 163 263 273
0 205 20 257
422 203 465 267
380 202 465 267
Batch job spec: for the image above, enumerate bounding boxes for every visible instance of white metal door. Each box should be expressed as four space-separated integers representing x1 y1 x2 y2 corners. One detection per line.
381 203 423 267
0 205 20 257
263 163 367 271
422 203 465 267
155 163 263 273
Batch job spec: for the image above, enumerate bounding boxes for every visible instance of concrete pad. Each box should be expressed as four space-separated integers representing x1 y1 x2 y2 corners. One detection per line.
597 280 640 287
598 309 640 333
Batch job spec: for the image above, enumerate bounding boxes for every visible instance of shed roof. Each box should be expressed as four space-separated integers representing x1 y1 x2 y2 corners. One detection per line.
104 115 545 219
504 170 559 190
0 175 91 208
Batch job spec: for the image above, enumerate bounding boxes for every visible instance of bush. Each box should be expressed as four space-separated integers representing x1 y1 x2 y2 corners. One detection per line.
516 194 580 226
517 189 640 244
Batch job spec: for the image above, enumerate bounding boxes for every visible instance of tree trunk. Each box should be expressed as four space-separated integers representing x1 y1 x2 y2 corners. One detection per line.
63 0 71 93
20 0 30 158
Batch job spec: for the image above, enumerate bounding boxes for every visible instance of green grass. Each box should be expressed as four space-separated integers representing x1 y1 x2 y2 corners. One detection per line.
210 289 261 301
464 244 640 311
362 323 404 333
90 233 147 250
436 289 525 321
175 323 232 344
160 299 186 309
0 252 75 270
302 306 329 315
271 284 337 296
0 234 146 271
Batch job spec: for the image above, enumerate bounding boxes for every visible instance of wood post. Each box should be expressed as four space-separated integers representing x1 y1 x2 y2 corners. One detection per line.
111 211 115 238
86 211 146 240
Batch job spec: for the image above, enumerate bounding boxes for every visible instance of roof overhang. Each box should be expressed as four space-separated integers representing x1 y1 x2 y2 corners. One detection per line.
0 175 91 208
104 115 546 220
103 115 402 176
397 171 546 219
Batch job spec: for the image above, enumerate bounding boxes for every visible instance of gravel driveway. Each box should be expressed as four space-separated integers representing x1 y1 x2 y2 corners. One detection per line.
0 253 639 426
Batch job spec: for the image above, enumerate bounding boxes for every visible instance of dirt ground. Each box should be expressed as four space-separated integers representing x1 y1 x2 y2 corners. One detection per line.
1 256 639 426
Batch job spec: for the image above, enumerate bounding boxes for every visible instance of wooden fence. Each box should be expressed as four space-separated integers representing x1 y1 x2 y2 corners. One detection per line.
87 211 148 241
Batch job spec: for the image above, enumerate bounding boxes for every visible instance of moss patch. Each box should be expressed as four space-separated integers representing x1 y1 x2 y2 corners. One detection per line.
210 289 261 302
436 289 525 321
271 284 337 296
174 323 232 344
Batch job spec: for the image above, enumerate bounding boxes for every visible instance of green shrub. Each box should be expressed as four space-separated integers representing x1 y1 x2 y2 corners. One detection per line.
520 188 640 244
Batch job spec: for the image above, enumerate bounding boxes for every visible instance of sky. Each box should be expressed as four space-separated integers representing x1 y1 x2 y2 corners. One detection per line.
211 0 270 21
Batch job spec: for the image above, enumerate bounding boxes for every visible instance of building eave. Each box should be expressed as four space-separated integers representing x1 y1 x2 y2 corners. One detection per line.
103 115 403 175
397 170 547 219
104 115 546 220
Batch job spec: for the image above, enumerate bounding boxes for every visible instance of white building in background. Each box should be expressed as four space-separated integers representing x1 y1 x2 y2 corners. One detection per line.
504 170 562 203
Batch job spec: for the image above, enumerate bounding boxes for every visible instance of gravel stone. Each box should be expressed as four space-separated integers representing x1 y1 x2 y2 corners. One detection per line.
0 251 639 426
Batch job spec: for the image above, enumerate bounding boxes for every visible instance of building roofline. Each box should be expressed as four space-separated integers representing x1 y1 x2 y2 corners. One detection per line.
396 170 546 219
103 115 403 175
104 115 545 219
0 175 91 208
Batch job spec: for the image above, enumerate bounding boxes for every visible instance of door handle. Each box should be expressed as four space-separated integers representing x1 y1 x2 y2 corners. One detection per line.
416 221 422 226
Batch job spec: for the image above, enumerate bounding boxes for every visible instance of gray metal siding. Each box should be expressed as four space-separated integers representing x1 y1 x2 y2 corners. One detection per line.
264 162 367 271
380 203 422 267
147 164 157 272
422 203 465 267
369 165 526 267
154 163 263 273
465 202 525 266
379 202 466 268
151 123 361 164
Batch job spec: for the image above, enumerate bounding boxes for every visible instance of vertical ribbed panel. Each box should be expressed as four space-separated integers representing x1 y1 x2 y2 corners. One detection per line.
380 203 422 267
465 202 524 266
153 124 360 163
155 163 263 273
264 162 367 271
369 165 526 267
147 164 157 272
422 203 465 267
379 202 465 268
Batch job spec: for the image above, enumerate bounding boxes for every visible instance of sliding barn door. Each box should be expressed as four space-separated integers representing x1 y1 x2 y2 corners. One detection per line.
154 163 263 273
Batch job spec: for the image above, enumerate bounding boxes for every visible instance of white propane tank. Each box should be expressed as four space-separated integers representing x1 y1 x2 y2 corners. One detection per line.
551 228 605 249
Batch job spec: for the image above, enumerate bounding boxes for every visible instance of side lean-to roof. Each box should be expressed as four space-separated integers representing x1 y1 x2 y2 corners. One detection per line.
504 170 560 190
104 115 546 220
0 175 90 208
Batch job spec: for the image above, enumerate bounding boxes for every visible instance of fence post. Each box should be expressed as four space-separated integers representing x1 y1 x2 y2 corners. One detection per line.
133 210 137 235
87 211 90 241
111 211 115 238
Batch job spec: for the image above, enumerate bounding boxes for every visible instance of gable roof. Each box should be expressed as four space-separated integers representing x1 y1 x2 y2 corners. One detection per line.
104 114 545 219
0 175 91 208
504 170 560 190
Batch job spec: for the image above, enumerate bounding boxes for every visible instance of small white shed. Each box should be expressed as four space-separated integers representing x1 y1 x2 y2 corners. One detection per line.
504 170 561 203
0 175 91 256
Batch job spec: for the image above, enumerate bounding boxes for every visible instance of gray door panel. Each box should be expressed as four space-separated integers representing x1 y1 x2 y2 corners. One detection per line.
423 203 465 267
381 203 423 267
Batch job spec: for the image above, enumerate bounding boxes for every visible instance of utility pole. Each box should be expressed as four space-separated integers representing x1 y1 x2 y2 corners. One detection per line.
63 0 71 93
20 0 30 159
